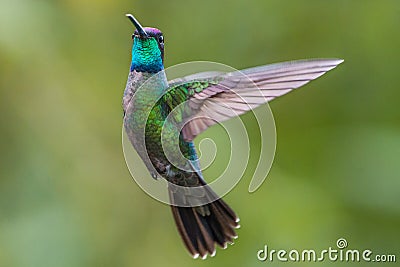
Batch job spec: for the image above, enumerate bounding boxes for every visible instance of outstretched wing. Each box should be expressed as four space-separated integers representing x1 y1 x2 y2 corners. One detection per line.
162 58 343 141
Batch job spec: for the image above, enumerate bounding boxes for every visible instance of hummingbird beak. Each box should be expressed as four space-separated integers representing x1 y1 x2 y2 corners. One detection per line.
126 14 148 38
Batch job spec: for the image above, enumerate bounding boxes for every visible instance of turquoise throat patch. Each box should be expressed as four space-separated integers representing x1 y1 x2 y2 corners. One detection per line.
130 37 163 73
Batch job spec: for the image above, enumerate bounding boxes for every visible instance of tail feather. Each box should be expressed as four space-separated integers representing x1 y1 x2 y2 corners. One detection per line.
209 200 238 238
170 191 239 258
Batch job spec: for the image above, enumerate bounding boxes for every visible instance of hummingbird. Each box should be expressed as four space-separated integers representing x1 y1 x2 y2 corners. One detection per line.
122 14 343 259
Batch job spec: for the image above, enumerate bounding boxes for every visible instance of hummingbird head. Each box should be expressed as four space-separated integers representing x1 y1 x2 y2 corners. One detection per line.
126 14 164 73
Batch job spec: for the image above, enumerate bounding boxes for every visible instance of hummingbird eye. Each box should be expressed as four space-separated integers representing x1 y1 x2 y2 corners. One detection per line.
158 35 164 44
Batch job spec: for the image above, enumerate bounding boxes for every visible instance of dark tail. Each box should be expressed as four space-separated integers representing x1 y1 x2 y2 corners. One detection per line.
169 182 239 259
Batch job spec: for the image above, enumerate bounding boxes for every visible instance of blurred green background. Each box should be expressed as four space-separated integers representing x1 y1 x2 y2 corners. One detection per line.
1 0 399 266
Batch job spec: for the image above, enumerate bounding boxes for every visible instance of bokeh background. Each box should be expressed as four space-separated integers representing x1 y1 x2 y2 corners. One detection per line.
1 0 399 266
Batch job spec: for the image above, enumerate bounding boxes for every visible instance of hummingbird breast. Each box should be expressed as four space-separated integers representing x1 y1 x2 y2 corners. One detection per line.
124 70 200 185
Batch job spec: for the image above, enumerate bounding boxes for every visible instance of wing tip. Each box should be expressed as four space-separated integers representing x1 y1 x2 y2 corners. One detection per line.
329 58 344 66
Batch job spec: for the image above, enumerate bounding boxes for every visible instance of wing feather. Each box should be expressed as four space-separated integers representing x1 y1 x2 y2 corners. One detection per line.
162 59 343 141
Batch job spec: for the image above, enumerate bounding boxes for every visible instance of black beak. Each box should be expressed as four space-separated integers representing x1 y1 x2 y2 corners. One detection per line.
126 14 148 38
